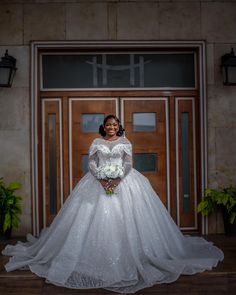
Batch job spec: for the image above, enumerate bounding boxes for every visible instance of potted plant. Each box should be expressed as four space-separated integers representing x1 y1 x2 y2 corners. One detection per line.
198 186 236 236
0 177 22 240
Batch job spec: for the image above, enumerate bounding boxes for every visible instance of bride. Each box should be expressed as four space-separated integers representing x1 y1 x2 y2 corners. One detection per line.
2 114 224 294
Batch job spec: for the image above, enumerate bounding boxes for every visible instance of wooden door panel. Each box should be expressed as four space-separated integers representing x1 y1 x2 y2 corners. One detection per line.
42 99 63 226
70 98 117 190
176 98 197 229
122 98 169 208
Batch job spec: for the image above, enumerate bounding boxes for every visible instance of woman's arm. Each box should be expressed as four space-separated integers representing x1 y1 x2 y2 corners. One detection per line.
88 148 108 189
106 142 133 189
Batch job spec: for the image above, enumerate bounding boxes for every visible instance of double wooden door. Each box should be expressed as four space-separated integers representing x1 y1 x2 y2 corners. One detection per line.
39 94 201 232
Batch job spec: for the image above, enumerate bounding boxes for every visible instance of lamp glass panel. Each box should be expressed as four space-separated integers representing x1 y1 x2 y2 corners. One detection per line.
9 68 16 86
222 67 227 84
228 67 236 84
0 67 10 85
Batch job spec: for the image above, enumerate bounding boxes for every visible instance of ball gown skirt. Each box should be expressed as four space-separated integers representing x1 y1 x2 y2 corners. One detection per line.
2 169 224 294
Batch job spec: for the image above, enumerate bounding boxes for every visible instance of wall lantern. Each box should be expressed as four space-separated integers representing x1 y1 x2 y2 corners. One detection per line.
0 50 17 87
221 48 236 85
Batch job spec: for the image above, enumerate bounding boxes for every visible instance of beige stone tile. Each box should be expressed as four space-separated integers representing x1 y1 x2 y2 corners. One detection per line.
207 127 216 174
0 46 29 88
117 2 159 40
159 2 201 40
207 85 236 128
66 3 108 40
202 2 236 43
216 209 224 234
206 43 214 85
13 213 32 236
0 4 23 45
215 127 236 186
108 2 117 40
0 87 29 131
208 212 217 234
217 167 236 188
207 170 218 189
24 4 66 44
0 130 30 170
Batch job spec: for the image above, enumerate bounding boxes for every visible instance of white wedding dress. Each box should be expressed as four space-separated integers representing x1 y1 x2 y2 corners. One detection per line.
2 137 224 294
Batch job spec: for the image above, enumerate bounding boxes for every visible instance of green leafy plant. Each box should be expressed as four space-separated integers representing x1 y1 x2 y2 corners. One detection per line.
0 177 22 234
198 186 236 224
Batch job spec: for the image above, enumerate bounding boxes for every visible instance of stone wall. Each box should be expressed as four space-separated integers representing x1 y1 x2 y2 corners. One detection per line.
0 0 236 235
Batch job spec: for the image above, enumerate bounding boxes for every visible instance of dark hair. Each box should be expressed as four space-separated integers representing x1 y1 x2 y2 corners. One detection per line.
99 114 125 137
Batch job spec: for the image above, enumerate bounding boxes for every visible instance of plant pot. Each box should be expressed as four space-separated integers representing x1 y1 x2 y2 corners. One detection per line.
0 214 12 240
0 228 12 240
221 207 236 237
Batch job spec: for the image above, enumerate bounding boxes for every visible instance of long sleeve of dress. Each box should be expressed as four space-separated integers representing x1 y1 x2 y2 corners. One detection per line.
88 153 99 178
121 141 133 178
88 140 99 178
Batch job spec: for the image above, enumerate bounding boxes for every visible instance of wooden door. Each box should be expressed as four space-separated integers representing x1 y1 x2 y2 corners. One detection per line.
70 98 118 190
175 97 200 230
121 98 170 209
41 98 63 226
40 96 118 227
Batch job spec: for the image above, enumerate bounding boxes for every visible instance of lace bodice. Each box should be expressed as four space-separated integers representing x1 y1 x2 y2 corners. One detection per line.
88 137 132 179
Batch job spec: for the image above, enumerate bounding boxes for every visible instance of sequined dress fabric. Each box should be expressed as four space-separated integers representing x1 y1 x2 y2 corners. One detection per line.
2 137 224 293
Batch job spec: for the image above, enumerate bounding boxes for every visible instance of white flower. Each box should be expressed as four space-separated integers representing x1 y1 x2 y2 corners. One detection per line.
96 163 124 180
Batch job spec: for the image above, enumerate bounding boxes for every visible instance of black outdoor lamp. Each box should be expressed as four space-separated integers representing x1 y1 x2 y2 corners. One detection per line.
221 48 236 85
0 50 17 87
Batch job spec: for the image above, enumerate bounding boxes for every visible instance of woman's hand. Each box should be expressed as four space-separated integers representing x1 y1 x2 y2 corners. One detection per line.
99 178 121 192
99 179 109 189
106 178 121 189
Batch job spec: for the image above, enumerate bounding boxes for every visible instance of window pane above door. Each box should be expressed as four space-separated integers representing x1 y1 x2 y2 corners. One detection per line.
41 52 196 89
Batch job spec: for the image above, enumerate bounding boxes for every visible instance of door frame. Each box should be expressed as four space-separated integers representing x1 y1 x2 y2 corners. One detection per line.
31 41 207 236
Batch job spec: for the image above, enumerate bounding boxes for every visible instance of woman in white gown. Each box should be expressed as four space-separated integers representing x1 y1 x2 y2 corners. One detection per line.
2 115 224 294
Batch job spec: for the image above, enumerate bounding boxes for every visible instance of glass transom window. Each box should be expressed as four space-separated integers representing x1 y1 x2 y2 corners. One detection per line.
41 52 196 90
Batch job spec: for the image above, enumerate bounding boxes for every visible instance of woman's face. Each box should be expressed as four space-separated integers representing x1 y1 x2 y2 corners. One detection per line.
104 118 119 136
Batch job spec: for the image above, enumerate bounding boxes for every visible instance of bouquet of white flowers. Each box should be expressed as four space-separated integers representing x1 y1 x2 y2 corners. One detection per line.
96 163 124 195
